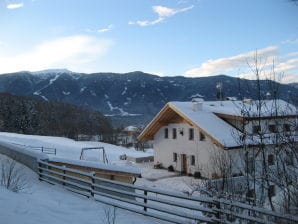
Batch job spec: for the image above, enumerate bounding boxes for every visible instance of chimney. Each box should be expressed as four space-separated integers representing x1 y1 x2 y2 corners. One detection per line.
192 98 204 111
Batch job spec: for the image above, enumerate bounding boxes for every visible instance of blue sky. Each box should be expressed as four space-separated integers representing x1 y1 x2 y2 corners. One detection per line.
0 0 297 83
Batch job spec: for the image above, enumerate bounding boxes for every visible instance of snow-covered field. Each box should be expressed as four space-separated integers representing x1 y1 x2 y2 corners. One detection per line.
0 132 153 164
0 154 167 224
0 132 201 191
0 132 203 223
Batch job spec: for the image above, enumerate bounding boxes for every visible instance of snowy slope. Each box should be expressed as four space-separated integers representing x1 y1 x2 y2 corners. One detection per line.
0 132 153 164
0 132 207 195
0 154 165 224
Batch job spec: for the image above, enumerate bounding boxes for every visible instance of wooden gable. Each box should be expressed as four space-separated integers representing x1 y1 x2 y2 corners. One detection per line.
138 103 224 149
138 103 185 141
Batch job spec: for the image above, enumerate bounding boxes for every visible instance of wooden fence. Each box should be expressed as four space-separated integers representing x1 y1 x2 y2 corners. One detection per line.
9 142 56 155
37 160 298 224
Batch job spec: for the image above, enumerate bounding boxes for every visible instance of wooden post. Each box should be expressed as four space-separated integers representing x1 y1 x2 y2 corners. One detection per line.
215 200 221 224
62 165 66 186
143 190 147 212
38 162 43 181
90 172 95 197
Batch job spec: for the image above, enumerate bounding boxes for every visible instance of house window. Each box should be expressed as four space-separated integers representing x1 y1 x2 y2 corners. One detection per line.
191 155 195 166
253 125 261 134
164 128 168 139
199 132 206 141
268 185 276 197
189 128 194 140
173 153 177 162
268 154 275 166
172 128 177 139
268 125 277 133
283 124 290 132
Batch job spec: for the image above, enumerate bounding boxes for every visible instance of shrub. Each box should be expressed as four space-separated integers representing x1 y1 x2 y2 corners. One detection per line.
0 157 28 192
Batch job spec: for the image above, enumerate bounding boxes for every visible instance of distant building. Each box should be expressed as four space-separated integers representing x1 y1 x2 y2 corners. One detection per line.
117 126 140 147
138 99 297 177
77 134 103 141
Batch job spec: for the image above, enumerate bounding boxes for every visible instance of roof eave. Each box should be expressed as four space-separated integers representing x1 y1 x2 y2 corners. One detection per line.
137 103 171 141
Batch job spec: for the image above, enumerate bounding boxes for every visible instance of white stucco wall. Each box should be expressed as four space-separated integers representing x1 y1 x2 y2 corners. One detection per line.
153 116 296 177
153 123 222 176
244 118 296 135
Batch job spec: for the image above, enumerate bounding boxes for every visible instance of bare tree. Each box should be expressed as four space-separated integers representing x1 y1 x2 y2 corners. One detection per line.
233 52 298 214
101 205 118 224
0 157 28 192
209 150 233 193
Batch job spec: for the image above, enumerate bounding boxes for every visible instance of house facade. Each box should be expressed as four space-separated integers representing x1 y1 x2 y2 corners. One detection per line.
138 99 297 178
153 122 219 175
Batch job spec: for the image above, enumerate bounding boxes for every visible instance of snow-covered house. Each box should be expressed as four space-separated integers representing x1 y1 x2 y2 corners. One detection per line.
117 126 140 147
138 98 297 178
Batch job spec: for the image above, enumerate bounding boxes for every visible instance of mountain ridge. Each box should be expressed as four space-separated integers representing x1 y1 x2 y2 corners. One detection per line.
0 70 297 127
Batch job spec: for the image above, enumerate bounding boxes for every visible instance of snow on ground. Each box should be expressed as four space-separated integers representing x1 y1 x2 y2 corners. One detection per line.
0 154 167 224
135 162 201 195
0 132 152 164
0 132 202 194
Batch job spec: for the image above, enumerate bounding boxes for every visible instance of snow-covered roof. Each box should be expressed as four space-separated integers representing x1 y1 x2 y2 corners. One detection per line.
49 157 141 175
198 99 296 117
138 99 296 148
123 126 138 132
170 102 241 148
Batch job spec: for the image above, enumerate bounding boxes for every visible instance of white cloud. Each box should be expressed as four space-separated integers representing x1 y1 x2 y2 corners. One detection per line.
153 5 193 17
0 35 113 74
185 46 298 83
129 5 193 27
86 24 113 33
7 2 24 9
129 18 164 27
148 71 166 76
238 57 298 83
185 46 278 77
186 46 277 77
97 24 113 33
282 38 298 45
284 51 298 58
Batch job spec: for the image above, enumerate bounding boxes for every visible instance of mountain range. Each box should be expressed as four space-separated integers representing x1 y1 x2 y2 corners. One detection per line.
0 69 297 127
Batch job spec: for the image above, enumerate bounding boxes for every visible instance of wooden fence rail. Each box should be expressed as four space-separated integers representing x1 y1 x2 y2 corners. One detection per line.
37 160 298 224
9 142 56 155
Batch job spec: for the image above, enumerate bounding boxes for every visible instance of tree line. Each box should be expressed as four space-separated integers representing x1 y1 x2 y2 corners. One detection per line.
0 93 113 139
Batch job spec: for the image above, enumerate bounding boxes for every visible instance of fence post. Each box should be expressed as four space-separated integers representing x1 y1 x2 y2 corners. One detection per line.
62 165 66 186
90 172 95 197
143 190 147 212
38 161 43 181
215 199 221 224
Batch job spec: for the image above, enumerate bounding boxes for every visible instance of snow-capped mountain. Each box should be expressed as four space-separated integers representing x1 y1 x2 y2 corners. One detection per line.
0 70 297 126
31 68 73 75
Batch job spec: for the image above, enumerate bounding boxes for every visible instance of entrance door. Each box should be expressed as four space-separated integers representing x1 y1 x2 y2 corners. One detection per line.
181 154 187 174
